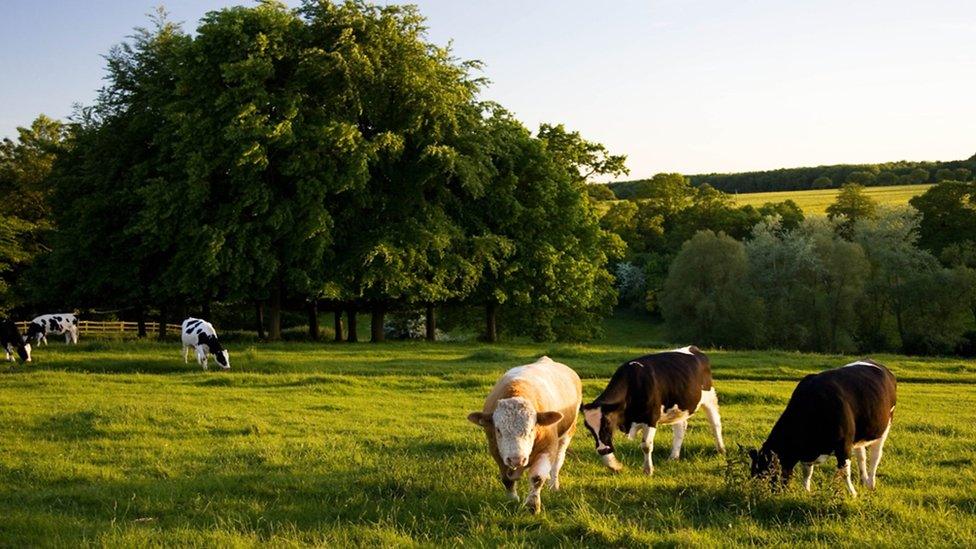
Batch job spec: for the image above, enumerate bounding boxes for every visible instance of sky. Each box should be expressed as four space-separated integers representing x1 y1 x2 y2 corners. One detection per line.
2 0 974 179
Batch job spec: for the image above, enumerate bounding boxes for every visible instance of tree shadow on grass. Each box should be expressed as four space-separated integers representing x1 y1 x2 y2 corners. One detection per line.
32 410 112 441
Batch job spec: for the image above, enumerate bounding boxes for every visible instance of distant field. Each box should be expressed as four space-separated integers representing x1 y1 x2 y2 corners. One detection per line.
731 184 933 215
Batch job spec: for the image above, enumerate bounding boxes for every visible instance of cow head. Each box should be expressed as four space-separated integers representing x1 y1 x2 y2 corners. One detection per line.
215 349 230 369
17 340 31 362
467 397 562 471
749 447 780 483
25 322 43 342
580 401 624 472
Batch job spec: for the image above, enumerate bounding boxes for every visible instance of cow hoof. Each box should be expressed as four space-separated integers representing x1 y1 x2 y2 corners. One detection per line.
526 498 541 514
548 478 560 491
669 454 680 461
643 465 654 476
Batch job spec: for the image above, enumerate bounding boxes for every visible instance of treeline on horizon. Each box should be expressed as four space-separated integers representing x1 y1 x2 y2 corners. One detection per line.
608 156 976 197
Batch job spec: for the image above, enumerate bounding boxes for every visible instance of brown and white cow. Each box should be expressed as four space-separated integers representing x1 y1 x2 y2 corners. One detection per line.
467 356 582 514
750 359 897 496
581 346 725 475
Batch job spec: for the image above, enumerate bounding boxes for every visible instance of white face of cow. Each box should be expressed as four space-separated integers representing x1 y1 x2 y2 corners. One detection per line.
492 397 538 469
468 396 563 471
216 350 230 369
583 407 609 451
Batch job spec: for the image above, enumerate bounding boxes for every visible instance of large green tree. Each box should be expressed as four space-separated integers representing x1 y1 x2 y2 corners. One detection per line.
0 115 69 309
661 230 762 347
465 112 622 342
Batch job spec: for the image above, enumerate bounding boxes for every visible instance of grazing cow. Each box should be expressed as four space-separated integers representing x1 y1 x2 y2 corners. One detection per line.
750 360 896 496
26 313 79 345
581 346 725 475
181 318 229 370
0 319 31 362
467 356 582 514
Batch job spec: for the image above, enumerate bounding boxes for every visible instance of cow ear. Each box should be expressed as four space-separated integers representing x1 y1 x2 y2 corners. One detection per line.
467 412 490 426
536 411 563 426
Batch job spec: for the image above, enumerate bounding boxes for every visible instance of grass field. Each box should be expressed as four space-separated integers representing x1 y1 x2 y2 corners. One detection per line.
730 184 933 215
1 316 975 546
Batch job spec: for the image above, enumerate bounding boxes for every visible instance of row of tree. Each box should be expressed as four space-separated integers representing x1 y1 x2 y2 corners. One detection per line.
596 173 804 312
0 1 628 342
606 157 976 197
657 181 976 355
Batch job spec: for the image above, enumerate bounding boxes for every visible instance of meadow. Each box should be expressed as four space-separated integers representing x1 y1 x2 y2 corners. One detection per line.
1 315 975 546
730 184 933 215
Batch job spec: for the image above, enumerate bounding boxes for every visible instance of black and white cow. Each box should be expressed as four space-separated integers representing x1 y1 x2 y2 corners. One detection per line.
749 360 897 496
181 318 229 370
581 346 725 475
26 313 79 345
0 319 31 362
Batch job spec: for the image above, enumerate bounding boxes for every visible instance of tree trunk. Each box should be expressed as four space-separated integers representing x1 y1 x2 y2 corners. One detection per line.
308 299 319 340
136 306 147 338
157 306 167 341
484 301 498 343
202 299 212 320
269 283 282 341
334 309 344 342
179 303 189 323
347 308 358 342
255 301 266 340
370 303 385 343
425 303 436 342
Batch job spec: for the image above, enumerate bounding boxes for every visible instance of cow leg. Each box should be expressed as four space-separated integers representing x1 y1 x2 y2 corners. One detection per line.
835 451 857 497
800 463 815 492
700 388 726 454
854 446 868 485
498 466 519 502
669 420 687 460
867 422 891 490
525 455 551 514
183 345 190 363
5 346 12 362
70 328 78 344
549 433 572 490
641 425 657 475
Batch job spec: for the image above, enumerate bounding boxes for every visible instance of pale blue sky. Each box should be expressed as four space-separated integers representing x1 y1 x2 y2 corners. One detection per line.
2 1 974 178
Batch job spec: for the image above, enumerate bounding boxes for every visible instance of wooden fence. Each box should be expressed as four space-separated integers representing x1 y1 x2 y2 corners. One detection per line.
15 320 183 335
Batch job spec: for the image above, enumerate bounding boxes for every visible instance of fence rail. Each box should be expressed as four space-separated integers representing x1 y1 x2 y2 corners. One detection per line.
15 320 183 335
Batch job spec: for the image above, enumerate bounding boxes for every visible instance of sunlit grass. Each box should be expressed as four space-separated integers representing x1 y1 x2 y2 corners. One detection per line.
0 325 973 545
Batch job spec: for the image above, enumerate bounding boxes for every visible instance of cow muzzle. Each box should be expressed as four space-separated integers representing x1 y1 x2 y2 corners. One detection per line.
505 456 528 469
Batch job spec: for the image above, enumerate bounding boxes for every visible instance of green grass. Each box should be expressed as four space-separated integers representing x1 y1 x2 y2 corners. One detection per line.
731 184 933 215
1 322 975 546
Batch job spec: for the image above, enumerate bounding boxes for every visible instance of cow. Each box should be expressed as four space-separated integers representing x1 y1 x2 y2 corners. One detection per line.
0 319 31 363
181 317 230 370
580 346 725 475
26 313 79 345
749 360 896 496
467 356 582 514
